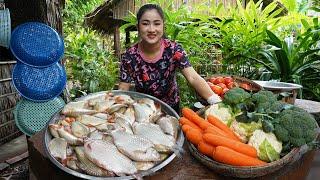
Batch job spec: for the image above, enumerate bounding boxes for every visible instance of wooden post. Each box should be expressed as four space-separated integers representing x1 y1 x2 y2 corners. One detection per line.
114 24 121 58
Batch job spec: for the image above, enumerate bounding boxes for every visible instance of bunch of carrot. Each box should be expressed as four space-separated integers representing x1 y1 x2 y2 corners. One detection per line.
180 107 267 167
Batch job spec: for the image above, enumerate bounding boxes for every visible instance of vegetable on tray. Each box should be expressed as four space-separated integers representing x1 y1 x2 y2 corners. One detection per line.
213 146 267 167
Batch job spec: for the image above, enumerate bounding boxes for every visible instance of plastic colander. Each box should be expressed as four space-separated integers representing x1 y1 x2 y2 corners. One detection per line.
9 22 64 67
12 61 67 102
14 97 65 136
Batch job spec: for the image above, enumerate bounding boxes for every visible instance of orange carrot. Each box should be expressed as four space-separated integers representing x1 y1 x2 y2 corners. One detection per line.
207 115 241 142
186 128 203 145
198 140 215 157
205 126 240 142
182 124 202 134
182 108 210 130
213 146 267 166
203 133 257 158
182 124 193 133
204 126 229 138
179 117 202 131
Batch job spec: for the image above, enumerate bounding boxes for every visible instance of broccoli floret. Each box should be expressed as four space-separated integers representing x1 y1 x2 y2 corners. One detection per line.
252 90 278 112
252 90 277 103
265 101 290 113
273 107 318 147
223 87 251 106
264 101 291 118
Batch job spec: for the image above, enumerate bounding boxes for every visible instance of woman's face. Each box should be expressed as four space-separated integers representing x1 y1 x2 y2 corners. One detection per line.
138 9 164 45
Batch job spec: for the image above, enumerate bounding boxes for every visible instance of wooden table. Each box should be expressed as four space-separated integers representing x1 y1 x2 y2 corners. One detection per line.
28 130 316 180
295 99 320 122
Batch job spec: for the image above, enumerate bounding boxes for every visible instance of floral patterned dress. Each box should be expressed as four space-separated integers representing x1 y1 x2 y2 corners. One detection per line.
120 38 192 109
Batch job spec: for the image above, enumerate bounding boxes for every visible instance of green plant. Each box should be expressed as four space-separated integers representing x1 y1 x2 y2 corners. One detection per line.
215 0 308 78
63 0 119 98
257 28 320 98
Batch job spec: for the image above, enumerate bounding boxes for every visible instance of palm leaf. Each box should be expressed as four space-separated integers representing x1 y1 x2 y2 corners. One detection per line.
274 50 291 81
258 49 281 73
293 61 320 75
266 30 282 47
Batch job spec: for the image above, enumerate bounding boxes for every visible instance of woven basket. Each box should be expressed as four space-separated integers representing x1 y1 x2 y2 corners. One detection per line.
187 141 302 178
186 108 318 178
196 74 262 105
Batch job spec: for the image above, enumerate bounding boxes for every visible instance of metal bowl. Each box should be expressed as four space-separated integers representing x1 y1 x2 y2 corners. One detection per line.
253 81 302 91
43 90 184 180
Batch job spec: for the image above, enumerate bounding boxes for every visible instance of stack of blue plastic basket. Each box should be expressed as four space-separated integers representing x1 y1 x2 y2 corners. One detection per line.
10 22 66 136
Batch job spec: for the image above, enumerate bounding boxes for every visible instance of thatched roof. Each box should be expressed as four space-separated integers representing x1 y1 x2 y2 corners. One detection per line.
84 0 126 34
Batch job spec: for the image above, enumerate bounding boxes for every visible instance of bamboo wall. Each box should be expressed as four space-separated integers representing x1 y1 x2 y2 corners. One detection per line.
112 0 237 20
0 60 22 145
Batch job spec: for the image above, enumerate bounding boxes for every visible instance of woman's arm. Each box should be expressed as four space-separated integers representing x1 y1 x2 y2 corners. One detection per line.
181 67 221 104
118 82 131 91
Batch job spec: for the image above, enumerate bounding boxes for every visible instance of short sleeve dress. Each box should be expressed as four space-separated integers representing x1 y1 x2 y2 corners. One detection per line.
120 38 192 111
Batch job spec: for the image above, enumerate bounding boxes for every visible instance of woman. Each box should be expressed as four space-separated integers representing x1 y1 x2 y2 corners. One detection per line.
119 4 221 113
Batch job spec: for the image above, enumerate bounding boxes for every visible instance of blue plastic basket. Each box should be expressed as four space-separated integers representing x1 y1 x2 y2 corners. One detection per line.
9 22 64 67
14 97 65 136
12 61 67 102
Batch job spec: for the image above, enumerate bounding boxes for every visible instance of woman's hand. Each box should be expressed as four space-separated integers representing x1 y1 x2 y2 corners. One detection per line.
118 82 131 91
181 67 221 104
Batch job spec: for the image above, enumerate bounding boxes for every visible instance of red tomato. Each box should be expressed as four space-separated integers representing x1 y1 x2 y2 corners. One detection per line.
210 85 223 95
209 77 216 84
222 88 229 94
240 83 252 91
220 88 229 99
217 83 227 89
207 81 215 89
214 76 225 84
227 82 235 89
224 77 233 84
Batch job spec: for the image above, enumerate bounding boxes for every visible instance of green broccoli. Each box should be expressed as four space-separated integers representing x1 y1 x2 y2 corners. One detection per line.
265 101 293 117
251 90 278 112
223 87 251 106
274 107 318 147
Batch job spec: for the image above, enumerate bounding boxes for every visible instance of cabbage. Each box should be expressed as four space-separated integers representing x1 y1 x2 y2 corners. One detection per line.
259 139 280 162
248 129 282 162
230 120 262 143
205 103 233 125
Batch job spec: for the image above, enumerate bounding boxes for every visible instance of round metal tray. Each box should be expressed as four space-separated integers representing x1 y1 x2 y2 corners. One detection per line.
43 90 184 179
253 81 302 91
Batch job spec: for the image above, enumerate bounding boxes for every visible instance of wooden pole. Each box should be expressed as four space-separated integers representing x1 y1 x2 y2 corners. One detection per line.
114 24 121 58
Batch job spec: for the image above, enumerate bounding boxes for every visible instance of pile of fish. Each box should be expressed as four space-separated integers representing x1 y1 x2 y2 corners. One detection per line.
47 92 180 177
